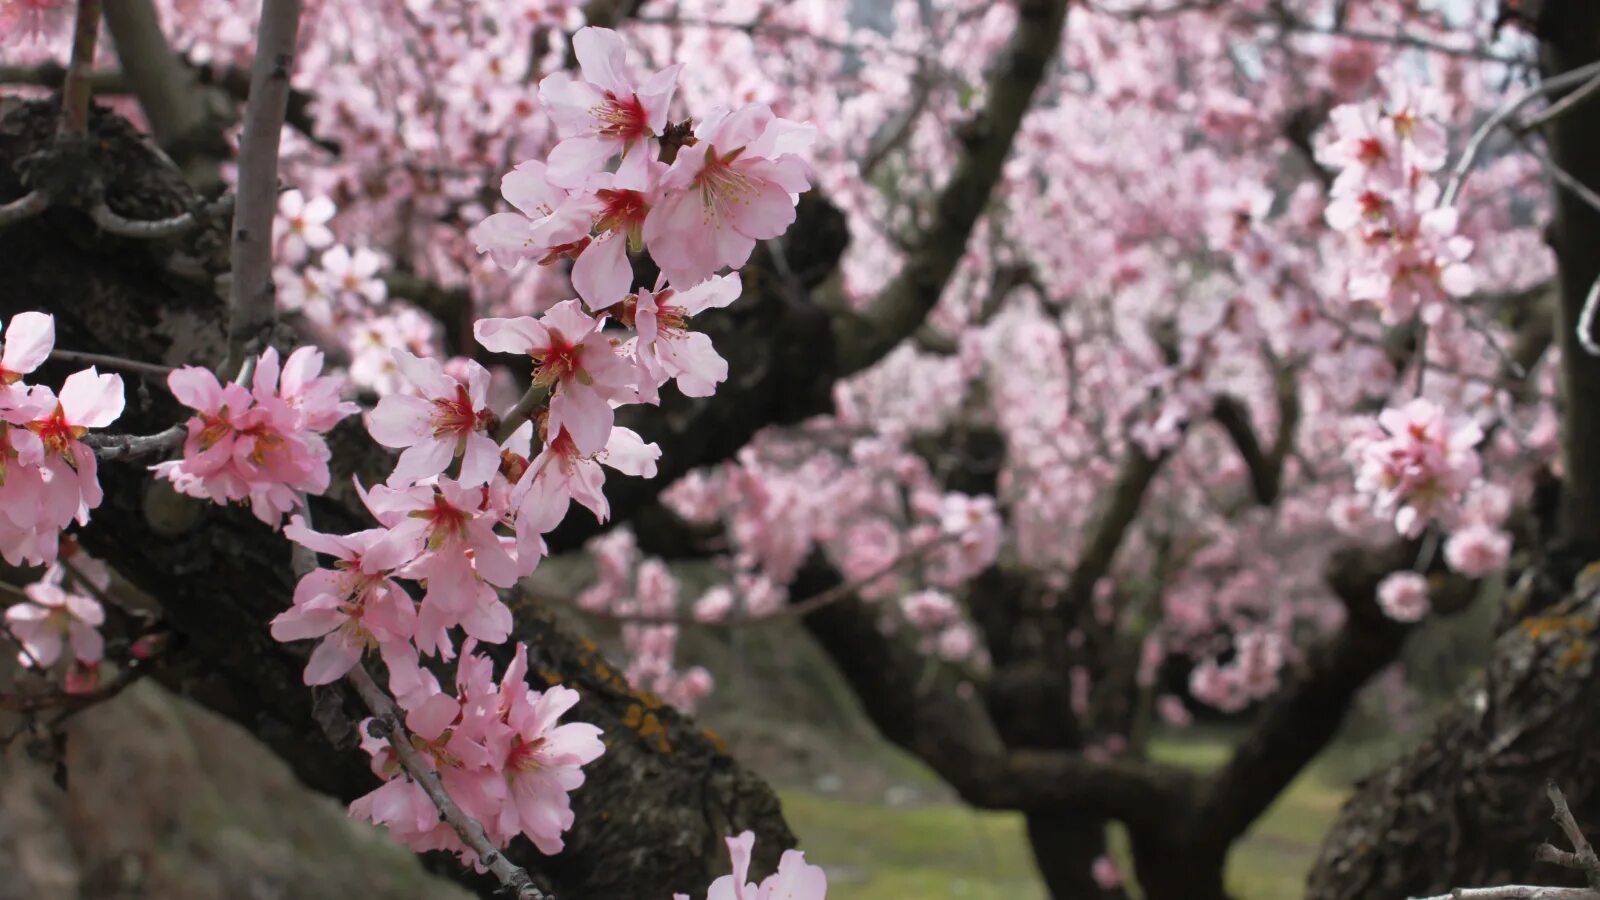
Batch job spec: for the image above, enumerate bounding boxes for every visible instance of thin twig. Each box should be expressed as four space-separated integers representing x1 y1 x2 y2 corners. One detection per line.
1520 71 1600 134
1442 59 1600 208
0 191 49 227
84 424 185 460
51 349 175 378
227 0 303 367
346 666 553 900
1414 883 1600 890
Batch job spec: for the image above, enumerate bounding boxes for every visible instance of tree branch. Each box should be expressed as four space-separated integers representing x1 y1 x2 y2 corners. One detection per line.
226 0 302 366
830 0 1072 375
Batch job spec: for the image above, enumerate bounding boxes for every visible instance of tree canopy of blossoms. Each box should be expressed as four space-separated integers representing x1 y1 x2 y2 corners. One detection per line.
1 0 1593 896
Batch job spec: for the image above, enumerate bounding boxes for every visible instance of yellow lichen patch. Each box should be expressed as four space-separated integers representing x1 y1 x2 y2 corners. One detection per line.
638 690 664 710
702 727 728 754
580 636 599 653
538 669 564 686
1559 638 1591 673
1520 615 1592 641
622 705 673 754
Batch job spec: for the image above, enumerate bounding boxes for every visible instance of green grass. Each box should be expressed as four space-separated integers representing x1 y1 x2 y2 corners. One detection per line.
779 732 1351 899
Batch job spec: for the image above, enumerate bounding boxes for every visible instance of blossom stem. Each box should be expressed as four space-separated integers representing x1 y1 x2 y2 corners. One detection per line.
493 382 552 443
60 0 104 135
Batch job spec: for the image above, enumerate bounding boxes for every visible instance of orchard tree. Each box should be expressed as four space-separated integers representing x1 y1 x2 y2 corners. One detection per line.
0 0 1595 899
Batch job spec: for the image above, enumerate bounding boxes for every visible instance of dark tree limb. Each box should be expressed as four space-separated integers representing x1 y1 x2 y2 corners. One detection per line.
830 0 1072 376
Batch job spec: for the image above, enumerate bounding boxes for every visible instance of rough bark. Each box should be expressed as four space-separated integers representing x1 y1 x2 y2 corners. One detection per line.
1307 575 1600 900
0 97 791 899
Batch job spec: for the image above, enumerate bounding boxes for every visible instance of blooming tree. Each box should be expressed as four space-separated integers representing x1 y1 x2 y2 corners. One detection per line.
1 0 1598 898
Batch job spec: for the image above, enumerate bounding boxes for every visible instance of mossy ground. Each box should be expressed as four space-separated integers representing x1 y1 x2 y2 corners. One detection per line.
779 731 1352 899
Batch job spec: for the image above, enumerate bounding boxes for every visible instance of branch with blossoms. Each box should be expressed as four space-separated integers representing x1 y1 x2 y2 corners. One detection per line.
4 12 823 895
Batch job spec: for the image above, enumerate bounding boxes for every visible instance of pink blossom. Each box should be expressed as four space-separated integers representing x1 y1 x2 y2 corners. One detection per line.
566 166 661 309
275 189 336 262
469 161 582 271
4 577 103 668
0 0 70 44
320 245 389 307
1443 525 1511 578
1351 399 1483 537
538 26 682 188
0 311 53 397
679 831 828 900
1092 855 1124 890
271 517 425 697
643 104 815 289
25 368 124 542
475 301 640 455
487 647 606 854
367 350 500 487
362 479 520 655
1377 571 1430 623
626 274 742 398
154 348 352 526
513 424 660 527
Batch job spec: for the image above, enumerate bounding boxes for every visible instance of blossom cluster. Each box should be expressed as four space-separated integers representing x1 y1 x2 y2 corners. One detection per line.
246 24 816 867
152 347 356 525
0 312 124 567
575 531 714 712
1347 398 1483 538
1317 75 1476 326
350 643 605 858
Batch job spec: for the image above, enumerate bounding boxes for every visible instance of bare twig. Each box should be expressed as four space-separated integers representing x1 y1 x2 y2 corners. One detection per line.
1520 71 1600 134
0 191 49 227
1442 59 1600 208
227 0 303 366
60 0 104 134
85 424 185 460
346 666 553 900
51 349 175 378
